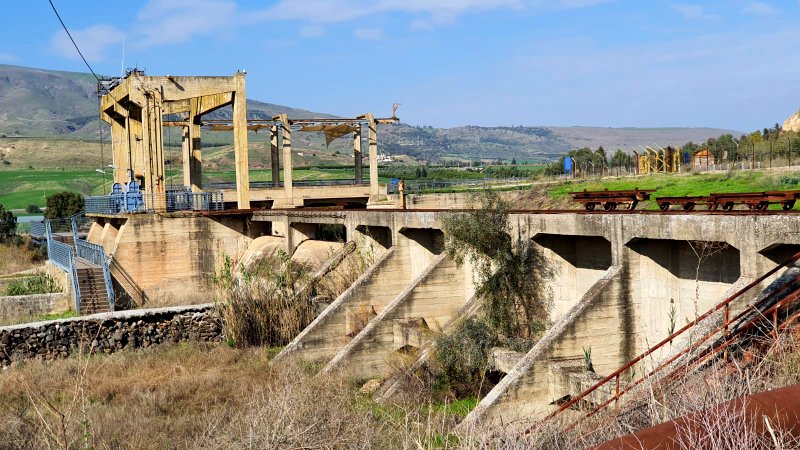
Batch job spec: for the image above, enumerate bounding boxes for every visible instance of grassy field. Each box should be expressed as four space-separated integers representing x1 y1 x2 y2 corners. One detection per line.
547 169 800 209
0 170 107 211
0 167 374 211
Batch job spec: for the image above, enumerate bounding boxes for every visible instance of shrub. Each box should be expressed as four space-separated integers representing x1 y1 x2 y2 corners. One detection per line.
214 252 315 347
0 204 15 241
25 205 42 214
430 318 500 397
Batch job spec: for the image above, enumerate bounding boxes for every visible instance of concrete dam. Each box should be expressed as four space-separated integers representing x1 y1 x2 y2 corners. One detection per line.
83 207 800 427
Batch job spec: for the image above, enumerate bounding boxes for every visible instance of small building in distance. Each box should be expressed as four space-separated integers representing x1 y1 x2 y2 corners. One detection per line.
692 149 715 169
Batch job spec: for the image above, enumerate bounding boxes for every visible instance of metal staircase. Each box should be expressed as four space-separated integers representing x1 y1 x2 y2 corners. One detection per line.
45 213 115 315
536 251 800 432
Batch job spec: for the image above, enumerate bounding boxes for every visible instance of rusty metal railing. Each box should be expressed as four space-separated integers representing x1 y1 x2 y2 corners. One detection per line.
535 251 800 432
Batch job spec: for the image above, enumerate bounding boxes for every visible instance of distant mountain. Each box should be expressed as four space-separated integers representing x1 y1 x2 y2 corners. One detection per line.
0 64 743 161
0 64 335 139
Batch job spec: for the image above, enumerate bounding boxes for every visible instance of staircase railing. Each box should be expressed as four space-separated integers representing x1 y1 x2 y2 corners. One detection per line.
108 256 148 307
75 238 116 311
46 220 82 313
536 251 800 431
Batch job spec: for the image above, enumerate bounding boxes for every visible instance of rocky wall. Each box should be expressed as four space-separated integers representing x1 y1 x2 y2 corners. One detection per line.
0 303 220 367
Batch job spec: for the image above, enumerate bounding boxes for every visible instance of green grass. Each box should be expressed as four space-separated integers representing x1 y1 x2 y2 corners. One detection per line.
434 396 478 418
548 170 800 210
0 169 107 210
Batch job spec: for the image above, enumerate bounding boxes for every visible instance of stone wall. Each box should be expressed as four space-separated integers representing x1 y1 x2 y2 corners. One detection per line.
0 303 220 367
0 293 68 322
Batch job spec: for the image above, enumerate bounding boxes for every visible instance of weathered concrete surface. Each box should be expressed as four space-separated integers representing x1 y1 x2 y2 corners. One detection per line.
87 214 257 305
0 293 67 322
461 265 625 428
0 304 219 367
83 209 800 423
323 253 474 378
272 228 445 365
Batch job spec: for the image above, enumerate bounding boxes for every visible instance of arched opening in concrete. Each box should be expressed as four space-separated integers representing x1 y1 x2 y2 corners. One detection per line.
759 243 800 265
532 234 613 320
355 225 392 250
625 238 740 351
399 228 444 279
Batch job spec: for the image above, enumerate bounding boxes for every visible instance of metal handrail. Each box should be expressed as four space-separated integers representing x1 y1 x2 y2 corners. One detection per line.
536 251 800 431
108 255 148 307
387 177 530 194
46 221 82 312
85 190 224 215
75 239 116 312
203 179 372 190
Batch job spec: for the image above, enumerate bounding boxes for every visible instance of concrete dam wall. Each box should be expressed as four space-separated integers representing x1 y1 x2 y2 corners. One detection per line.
84 209 800 425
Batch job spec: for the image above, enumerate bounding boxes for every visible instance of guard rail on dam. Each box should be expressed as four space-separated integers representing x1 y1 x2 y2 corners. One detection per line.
71 207 800 423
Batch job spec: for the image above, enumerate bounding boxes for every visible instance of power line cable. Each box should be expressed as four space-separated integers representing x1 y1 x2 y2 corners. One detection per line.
47 0 102 84
47 0 116 192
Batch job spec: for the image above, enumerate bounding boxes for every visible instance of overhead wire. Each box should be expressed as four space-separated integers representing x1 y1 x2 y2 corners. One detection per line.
47 0 117 191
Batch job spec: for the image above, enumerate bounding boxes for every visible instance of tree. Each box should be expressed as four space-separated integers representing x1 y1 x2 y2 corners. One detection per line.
26 205 42 214
0 204 16 241
45 192 84 219
610 149 631 168
511 157 517 165
441 189 549 340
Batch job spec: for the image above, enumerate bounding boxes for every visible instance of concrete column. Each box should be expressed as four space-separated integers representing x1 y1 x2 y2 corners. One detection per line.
189 114 203 192
366 113 379 198
353 126 363 184
233 72 250 209
181 125 191 188
279 114 294 206
270 125 280 186
181 97 203 192
110 117 128 185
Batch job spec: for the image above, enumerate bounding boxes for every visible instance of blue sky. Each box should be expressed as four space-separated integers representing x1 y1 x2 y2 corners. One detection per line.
1 1 799 131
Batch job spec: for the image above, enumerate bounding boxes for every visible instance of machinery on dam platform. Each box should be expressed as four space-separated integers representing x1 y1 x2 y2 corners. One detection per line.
92 70 398 213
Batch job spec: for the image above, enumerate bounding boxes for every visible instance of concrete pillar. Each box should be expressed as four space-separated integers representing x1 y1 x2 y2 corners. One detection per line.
270 125 280 186
354 126 363 184
181 125 191 188
233 72 250 209
279 114 294 206
181 97 203 192
110 117 128 185
366 113 379 198
189 115 203 192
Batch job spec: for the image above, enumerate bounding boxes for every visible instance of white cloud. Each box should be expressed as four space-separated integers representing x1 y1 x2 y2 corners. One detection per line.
255 0 607 27
354 27 384 40
742 2 779 15
409 19 434 32
299 25 326 38
133 0 237 47
50 25 125 62
670 3 719 20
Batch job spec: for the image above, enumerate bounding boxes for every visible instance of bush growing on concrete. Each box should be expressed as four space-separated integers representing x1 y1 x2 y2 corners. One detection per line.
214 252 315 347
441 189 549 342
430 317 500 398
